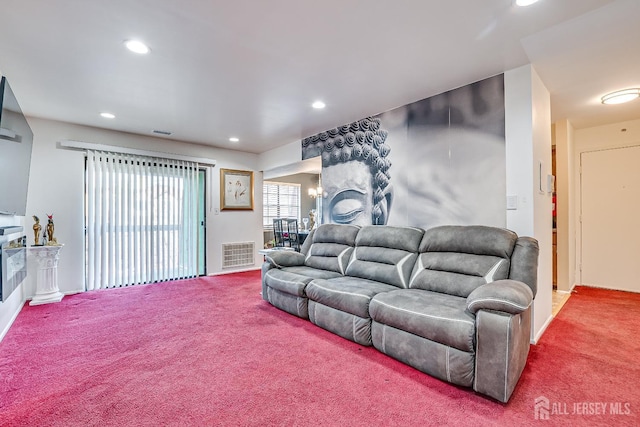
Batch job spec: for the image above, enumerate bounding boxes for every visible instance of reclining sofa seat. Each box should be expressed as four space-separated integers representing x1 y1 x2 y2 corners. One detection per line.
261 223 539 403
305 226 425 345
261 224 360 319
369 225 538 402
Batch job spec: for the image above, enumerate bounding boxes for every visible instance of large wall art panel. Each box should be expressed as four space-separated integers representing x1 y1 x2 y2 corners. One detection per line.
302 74 505 230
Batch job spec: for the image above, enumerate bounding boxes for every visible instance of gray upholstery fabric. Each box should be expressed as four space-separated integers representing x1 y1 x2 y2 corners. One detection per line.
306 277 397 319
474 308 531 403
370 289 475 352
265 251 306 268
305 242 354 274
410 226 517 298
300 228 316 255
313 224 360 245
466 280 533 315
345 226 423 288
355 225 424 252
278 266 342 280
409 253 510 298
346 249 417 289
302 224 359 274
372 322 475 387
264 269 313 297
261 262 276 301
309 301 372 346
266 287 309 319
419 225 517 258
509 237 540 297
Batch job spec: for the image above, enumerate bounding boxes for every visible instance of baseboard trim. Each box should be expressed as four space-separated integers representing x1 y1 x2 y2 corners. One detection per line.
0 298 26 343
530 314 553 345
208 267 261 276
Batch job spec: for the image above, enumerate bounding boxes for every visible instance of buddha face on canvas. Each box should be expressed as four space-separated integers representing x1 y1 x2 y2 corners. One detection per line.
322 161 373 226
303 116 393 226
322 161 391 226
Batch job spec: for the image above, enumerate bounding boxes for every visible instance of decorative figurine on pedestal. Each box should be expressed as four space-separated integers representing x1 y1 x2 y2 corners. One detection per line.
32 215 42 246
46 213 58 245
308 210 316 231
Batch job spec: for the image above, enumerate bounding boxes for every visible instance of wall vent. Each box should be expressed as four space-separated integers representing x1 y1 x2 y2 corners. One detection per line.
222 242 255 269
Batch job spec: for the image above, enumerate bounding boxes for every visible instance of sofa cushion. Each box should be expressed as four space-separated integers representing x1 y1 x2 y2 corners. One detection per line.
304 224 360 274
355 225 424 252
306 277 398 319
419 225 517 258
265 250 305 268
345 226 423 288
264 270 313 297
369 289 476 353
466 280 533 315
508 237 540 297
409 225 517 298
280 266 343 281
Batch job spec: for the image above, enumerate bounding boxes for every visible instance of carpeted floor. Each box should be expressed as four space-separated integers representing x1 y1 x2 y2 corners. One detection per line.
0 271 638 426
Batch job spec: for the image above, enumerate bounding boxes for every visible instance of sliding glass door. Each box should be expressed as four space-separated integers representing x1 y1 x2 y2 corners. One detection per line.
85 151 202 290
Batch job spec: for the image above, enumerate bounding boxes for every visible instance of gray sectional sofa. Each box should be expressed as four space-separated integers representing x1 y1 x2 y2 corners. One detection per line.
261 223 539 403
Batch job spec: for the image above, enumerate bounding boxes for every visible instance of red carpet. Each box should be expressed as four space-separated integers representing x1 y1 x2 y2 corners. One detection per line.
0 272 638 426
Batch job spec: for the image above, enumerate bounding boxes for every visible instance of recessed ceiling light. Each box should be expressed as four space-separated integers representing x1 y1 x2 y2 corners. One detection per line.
601 88 640 105
124 40 150 54
229 137 239 142
312 101 326 109
100 112 115 119
516 0 540 6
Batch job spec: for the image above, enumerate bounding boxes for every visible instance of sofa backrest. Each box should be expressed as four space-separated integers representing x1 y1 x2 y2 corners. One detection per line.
409 225 518 298
304 224 360 274
508 236 539 297
345 225 424 288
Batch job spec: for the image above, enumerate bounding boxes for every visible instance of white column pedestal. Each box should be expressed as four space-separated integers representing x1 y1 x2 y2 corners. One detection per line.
29 245 64 306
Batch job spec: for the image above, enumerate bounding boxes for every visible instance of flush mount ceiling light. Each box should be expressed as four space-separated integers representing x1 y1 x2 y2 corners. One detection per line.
312 101 326 109
100 112 115 119
229 137 239 142
516 0 540 6
601 88 640 105
124 40 150 54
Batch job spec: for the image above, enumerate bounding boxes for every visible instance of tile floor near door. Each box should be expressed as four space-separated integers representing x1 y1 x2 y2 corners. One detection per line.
552 290 571 316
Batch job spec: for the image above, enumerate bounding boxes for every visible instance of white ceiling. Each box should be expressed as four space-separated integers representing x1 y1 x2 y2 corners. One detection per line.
0 0 638 154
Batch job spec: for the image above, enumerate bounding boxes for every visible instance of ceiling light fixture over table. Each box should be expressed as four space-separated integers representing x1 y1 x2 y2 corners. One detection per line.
312 101 326 109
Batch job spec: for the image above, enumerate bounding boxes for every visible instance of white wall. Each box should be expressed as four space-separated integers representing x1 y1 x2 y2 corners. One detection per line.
23 117 264 297
258 140 302 175
572 117 640 287
504 65 553 343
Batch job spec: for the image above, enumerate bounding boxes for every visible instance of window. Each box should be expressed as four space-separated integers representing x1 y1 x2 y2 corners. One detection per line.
263 181 300 229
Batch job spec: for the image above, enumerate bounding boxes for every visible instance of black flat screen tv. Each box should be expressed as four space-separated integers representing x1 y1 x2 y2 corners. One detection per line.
0 76 33 216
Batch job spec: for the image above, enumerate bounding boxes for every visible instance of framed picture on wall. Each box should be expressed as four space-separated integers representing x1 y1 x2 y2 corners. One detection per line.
220 168 254 210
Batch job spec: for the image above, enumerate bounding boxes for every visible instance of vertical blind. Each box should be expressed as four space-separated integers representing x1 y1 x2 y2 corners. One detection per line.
85 150 200 290
263 181 300 228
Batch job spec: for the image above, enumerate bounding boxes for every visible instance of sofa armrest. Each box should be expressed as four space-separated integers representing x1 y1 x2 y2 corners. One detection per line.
265 251 306 268
466 280 533 315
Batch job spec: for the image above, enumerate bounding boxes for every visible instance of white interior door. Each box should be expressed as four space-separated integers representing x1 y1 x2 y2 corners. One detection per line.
581 145 640 292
